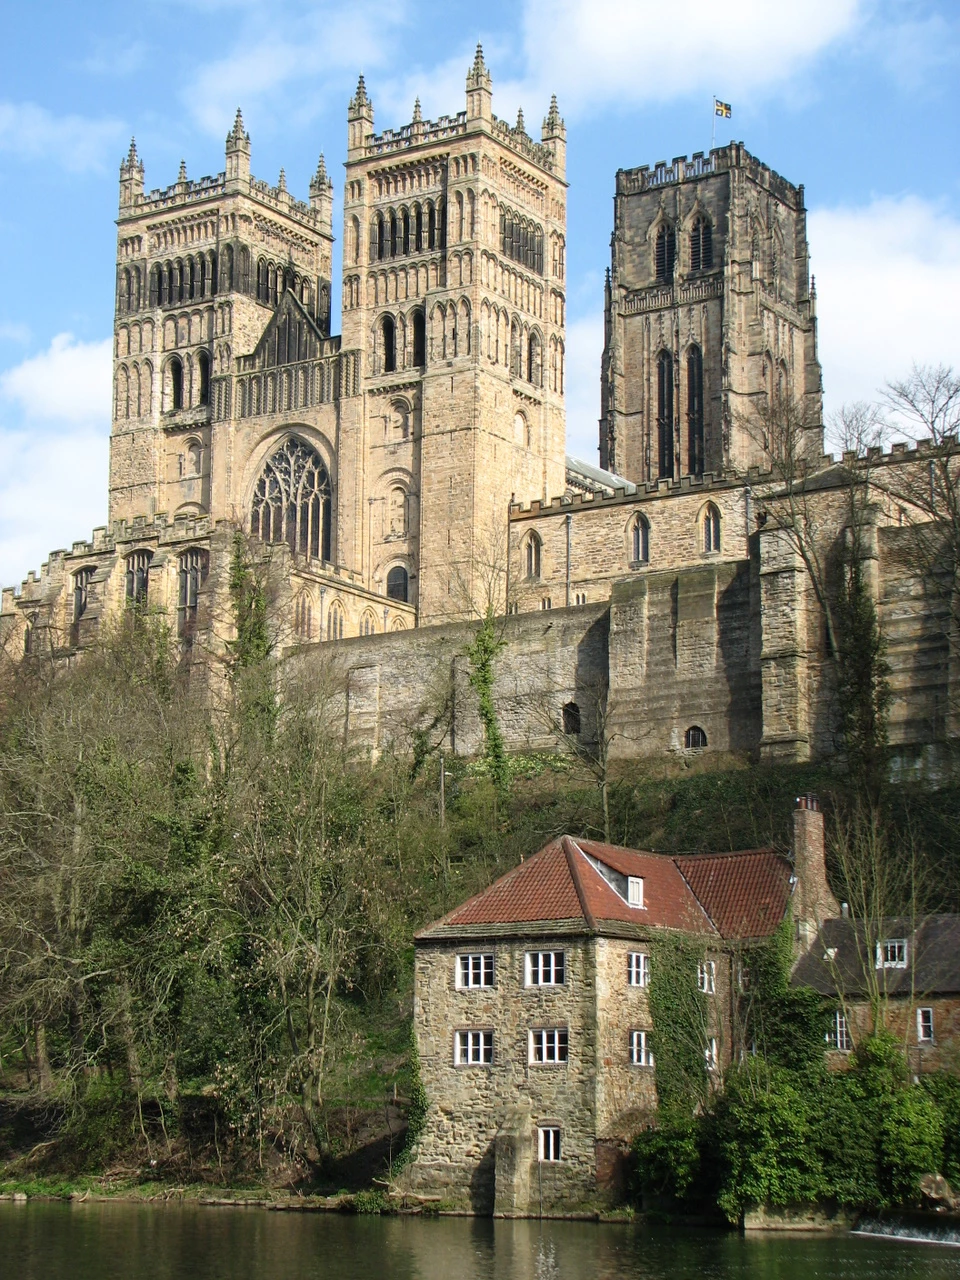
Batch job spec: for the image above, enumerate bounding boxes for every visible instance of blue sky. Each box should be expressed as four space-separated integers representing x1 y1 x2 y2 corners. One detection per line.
1 0 959 586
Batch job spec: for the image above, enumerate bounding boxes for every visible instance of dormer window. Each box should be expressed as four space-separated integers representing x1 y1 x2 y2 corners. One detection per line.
627 876 644 908
876 938 908 969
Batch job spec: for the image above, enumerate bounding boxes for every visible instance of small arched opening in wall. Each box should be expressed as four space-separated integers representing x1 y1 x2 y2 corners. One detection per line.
326 600 344 641
386 564 409 603
701 502 721 554
412 308 426 367
382 314 396 373
524 530 542 580
630 513 650 566
684 725 707 750
562 701 581 736
165 355 184 412
197 349 210 406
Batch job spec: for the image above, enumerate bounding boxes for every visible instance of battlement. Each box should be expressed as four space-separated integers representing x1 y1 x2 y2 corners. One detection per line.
617 143 801 207
489 114 557 174
128 168 323 232
367 111 467 156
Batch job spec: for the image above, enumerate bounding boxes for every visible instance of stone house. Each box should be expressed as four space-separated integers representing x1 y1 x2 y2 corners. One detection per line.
794 915 960 1077
404 806 832 1214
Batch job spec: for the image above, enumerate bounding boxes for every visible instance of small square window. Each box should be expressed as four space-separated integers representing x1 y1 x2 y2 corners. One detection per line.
526 951 565 986
455 1029 493 1065
627 876 644 908
697 960 716 994
529 1028 569 1064
917 1007 934 1045
457 953 494 988
628 952 650 988
630 1030 654 1066
876 939 908 969
539 1127 561 1162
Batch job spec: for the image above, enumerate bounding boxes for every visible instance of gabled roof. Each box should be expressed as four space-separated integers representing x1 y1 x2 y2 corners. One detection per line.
416 835 792 944
792 916 960 997
676 849 794 941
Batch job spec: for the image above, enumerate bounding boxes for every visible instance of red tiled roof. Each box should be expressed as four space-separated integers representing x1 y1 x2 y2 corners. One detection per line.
675 849 793 940
417 836 729 939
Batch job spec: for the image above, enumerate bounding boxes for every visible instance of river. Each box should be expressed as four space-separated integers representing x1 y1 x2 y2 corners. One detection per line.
1 1202 957 1279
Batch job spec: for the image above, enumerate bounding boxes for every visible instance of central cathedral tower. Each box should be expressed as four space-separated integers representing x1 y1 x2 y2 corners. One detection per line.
340 47 568 620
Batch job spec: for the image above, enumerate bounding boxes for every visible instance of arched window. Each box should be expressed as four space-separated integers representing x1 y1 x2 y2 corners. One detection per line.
703 504 721 554
239 246 251 293
525 532 542 580
388 487 407 536
169 357 183 412
125 550 152 607
197 350 210 407
428 203 437 250
514 412 529 447
527 332 542 386
684 726 708 750
655 224 676 283
657 350 674 479
149 264 161 307
690 217 713 272
389 212 398 257
361 611 377 636
23 613 38 656
402 209 410 255
414 204 423 252
327 601 344 641
222 245 233 291
294 594 312 639
71 566 95 644
177 548 207 638
251 437 332 561
562 702 581 736
184 439 202 476
412 309 426 367
382 314 396 373
687 344 704 477
387 565 409 602
632 515 650 565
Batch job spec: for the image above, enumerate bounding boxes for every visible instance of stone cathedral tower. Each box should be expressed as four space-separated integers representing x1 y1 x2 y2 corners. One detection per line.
599 144 822 482
341 48 568 619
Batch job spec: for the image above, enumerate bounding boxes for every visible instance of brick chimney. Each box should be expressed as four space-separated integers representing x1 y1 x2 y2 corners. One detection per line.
792 794 839 947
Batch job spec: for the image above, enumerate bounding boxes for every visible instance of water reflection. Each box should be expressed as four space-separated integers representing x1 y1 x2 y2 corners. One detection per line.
0 1203 957 1280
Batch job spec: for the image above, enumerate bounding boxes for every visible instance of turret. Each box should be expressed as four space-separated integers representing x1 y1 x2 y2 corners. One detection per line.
309 153 334 237
119 138 144 212
465 43 492 123
347 76 374 161
225 108 251 186
541 95 566 179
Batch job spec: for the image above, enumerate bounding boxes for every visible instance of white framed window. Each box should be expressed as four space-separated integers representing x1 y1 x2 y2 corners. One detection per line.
917 1007 934 1045
630 1030 655 1067
826 1010 852 1052
529 1028 569 1064
526 950 565 986
704 1037 718 1070
457 953 494 988
876 938 908 969
538 1126 561 1162
697 960 716 994
454 1029 493 1065
627 876 644 908
628 952 650 988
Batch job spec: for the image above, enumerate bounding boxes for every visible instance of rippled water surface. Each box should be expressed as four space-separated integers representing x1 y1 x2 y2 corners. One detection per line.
1 1203 958 1280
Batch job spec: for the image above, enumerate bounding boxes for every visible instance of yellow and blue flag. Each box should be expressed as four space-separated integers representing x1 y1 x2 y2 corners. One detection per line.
714 99 732 118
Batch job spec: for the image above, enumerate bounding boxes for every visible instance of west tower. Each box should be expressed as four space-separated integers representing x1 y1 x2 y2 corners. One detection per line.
341 48 568 621
599 144 822 482
111 118 334 531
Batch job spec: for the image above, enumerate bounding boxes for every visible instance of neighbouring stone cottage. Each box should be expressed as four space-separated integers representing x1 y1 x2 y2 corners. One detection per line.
403 798 841 1215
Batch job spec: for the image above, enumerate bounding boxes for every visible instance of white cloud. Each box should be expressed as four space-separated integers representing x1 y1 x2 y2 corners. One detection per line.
0 429 109 589
506 0 861 116
186 1 406 134
809 196 960 430
0 333 113 425
0 102 125 173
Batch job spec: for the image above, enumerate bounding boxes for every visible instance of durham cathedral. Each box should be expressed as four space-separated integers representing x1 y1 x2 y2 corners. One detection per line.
1 48 956 768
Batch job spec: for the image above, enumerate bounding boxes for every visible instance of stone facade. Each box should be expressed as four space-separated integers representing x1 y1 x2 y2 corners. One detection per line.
1 49 957 771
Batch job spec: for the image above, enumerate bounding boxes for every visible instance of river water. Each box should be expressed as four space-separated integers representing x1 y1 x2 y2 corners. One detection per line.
1 1203 958 1280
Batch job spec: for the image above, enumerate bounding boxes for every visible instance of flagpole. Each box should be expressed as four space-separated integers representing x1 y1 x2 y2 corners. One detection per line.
711 96 716 152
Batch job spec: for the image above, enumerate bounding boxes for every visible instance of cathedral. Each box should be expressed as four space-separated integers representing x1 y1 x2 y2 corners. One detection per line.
1 49 955 767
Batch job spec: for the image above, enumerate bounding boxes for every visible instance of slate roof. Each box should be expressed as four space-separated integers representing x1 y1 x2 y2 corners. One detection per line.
416 835 793 944
792 916 960 997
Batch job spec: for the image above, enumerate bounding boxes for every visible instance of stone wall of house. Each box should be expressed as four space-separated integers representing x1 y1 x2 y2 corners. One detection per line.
406 935 602 1213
